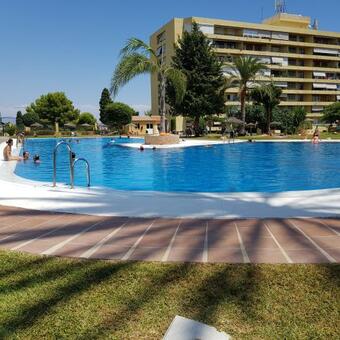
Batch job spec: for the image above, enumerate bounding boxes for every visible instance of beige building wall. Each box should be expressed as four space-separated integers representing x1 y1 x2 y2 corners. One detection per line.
150 13 340 126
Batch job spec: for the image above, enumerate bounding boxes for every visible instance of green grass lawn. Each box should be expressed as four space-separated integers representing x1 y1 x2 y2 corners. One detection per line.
0 251 339 339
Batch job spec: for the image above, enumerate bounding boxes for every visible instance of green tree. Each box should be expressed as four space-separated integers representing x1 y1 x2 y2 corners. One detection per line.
111 38 186 132
273 107 306 134
167 23 226 136
16 111 24 131
245 104 266 132
99 88 113 124
78 112 97 125
227 56 267 133
26 92 80 126
22 112 39 127
321 102 340 124
250 83 282 133
291 107 307 130
104 102 135 131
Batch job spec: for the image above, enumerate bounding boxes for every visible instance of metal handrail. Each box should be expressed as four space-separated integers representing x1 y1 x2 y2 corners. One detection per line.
53 141 73 187
71 158 91 188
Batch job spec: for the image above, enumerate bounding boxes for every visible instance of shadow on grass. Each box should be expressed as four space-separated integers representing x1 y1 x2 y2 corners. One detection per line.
76 262 194 339
0 256 132 338
1 251 340 339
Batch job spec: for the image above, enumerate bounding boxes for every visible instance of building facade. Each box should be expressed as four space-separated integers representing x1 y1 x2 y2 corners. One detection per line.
126 115 161 135
150 13 340 127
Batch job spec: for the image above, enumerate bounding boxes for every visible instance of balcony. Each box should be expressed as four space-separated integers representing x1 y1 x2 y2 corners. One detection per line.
313 83 338 90
314 48 339 56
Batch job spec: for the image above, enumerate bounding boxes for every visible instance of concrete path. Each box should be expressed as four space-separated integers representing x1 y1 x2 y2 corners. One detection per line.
0 205 339 264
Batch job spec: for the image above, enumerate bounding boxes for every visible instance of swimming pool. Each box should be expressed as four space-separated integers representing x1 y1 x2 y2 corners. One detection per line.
14 137 340 193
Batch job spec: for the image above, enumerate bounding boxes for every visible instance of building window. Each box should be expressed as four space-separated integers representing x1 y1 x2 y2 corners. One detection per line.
157 31 165 44
197 24 214 34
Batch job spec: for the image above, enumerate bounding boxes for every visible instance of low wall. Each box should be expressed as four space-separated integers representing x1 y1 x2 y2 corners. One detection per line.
144 134 180 145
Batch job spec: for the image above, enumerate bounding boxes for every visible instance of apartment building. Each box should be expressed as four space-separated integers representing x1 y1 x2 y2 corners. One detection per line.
150 13 340 127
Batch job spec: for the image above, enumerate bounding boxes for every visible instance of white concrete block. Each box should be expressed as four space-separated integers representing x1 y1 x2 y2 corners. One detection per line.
163 315 230 340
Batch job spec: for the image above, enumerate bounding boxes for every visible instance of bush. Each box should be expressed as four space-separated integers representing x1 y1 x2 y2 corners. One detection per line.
4 123 16 136
273 107 306 134
322 102 340 124
298 120 312 131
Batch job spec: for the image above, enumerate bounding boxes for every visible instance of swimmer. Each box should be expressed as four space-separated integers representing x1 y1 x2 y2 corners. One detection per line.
140 145 144 151
23 151 30 160
33 154 41 163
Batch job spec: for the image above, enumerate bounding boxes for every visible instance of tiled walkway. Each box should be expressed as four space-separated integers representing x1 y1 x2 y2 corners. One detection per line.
0 205 339 263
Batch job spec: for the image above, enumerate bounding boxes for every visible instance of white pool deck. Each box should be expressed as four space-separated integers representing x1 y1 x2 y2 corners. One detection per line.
116 138 244 149
0 139 340 219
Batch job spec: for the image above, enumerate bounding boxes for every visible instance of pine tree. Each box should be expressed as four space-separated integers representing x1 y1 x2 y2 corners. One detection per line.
16 111 24 131
99 88 113 124
167 22 226 135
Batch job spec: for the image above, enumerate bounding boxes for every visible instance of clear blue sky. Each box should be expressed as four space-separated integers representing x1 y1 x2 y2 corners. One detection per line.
1 0 340 119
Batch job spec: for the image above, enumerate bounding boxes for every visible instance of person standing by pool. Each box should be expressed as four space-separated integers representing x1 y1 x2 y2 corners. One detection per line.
3 139 22 161
312 126 320 144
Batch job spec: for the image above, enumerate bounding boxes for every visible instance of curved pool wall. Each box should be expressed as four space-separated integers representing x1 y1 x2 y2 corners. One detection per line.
1 139 340 219
14 137 340 193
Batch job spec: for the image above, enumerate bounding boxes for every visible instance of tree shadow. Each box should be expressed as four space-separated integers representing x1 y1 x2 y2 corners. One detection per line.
0 257 132 338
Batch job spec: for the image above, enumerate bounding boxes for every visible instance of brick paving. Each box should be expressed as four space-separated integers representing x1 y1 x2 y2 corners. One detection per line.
0 205 339 263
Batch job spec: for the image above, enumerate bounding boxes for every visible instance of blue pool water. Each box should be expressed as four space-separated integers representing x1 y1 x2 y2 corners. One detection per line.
14 137 340 193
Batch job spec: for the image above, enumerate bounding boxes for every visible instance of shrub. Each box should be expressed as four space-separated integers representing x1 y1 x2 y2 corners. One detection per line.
4 123 16 136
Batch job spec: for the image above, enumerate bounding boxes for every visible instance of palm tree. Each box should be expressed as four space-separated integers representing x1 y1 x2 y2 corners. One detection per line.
111 38 186 133
250 83 282 133
226 56 267 133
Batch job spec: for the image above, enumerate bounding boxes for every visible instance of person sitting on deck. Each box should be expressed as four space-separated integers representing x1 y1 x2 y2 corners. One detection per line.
3 139 22 161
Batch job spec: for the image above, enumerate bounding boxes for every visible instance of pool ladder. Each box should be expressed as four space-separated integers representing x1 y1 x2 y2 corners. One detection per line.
53 141 91 189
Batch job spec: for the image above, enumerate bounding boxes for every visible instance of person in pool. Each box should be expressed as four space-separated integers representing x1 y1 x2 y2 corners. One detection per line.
23 151 30 160
3 139 22 161
33 154 41 163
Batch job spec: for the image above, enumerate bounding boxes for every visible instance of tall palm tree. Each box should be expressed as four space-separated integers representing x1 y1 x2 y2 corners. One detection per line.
111 38 186 133
250 83 282 133
226 56 267 133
